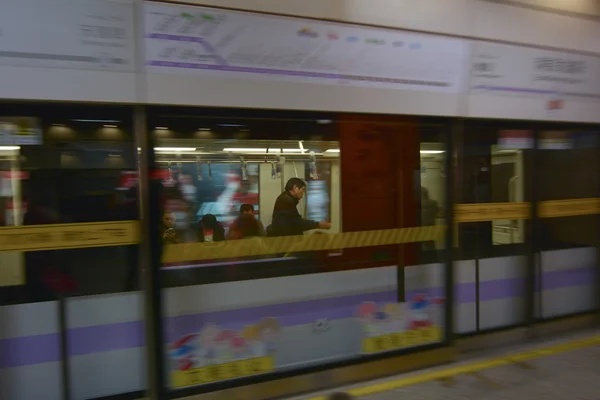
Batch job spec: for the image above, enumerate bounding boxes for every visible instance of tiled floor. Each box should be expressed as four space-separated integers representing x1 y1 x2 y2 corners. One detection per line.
361 343 600 400
291 328 600 400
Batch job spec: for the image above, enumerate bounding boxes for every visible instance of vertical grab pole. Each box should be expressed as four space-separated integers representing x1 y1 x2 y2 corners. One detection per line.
135 106 166 400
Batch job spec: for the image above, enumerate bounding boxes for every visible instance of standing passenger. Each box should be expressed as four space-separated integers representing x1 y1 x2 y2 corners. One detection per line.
269 177 330 237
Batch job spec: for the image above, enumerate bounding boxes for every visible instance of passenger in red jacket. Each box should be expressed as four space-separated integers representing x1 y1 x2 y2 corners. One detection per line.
228 203 265 240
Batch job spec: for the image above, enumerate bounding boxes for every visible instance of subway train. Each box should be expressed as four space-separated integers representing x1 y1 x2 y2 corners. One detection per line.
1 1 600 400
1 103 598 400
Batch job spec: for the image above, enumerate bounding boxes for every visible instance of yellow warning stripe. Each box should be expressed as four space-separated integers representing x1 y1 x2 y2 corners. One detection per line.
162 225 446 264
0 221 140 252
1 197 596 256
307 334 600 400
454 202 530 222
539 198 600 218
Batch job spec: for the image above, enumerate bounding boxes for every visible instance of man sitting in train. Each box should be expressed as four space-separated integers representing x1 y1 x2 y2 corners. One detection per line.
197 214 226 242
269 177 331 237
160 211 181 245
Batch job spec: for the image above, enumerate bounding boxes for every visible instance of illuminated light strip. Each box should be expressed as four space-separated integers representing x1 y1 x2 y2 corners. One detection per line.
162 225 446 263
454 202 530 223
0 221 140 253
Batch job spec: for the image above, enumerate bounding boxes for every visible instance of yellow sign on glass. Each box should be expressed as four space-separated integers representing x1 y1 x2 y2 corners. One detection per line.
171 357 273 388
362 326 442 354
539 198 600 219
454 202 530 223
0 221 140 253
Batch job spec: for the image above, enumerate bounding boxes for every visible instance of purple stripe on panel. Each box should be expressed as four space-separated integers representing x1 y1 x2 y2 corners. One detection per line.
0 333 60 369
480 278 525 301
472 85 555 95
67 321 145 356
0 267 595 369
542 268 596 291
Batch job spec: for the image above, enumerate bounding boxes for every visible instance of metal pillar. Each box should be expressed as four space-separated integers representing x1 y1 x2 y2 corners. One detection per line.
444 119 457 344
526 129 539 337
135 106 167 400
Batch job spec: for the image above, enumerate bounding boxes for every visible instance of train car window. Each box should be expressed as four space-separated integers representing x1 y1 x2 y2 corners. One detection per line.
536 129 600 319
150 109 341 286
456 124 533 256
155 110 450 393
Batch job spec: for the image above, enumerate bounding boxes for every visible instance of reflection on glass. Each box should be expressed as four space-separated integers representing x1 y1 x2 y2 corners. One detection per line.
419 142 445 251
457 127 532 251
156 137 341 267
490 144 525 245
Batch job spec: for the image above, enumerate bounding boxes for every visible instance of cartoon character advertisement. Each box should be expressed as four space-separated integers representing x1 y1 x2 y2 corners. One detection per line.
168 317 281 388
357 295 444 354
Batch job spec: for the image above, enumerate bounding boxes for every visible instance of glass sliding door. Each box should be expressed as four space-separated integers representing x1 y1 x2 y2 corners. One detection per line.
0 104 143 400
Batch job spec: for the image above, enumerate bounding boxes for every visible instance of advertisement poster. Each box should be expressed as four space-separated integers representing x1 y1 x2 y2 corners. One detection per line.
160 162 259 240
357 295 444 354
169 318 280 388
144 3 466 93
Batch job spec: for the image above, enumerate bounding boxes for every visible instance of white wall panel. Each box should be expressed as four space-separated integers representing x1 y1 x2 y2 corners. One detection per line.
467 95 600 123
472 1 600 54
466 41 600 122
0 0 137 103
501 0 600 17
159 0 339 19
0 302 59 339
164 266 397 317
161 0 600 53
67 293 142 329
69 349 145 400
0 67 137 103
335 0 473 37
0 363 63 400
145 74 462 115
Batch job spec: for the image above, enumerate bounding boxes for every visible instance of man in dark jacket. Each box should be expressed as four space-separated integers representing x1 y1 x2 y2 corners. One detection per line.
270 177 331 237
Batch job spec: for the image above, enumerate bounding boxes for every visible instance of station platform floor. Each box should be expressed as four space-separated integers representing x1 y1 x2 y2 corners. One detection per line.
290 327 600 400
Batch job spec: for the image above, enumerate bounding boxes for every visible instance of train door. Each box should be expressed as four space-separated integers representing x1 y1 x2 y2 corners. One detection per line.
0 104 142 400
535 128 600 321
454 122 533 334
338 114 452 343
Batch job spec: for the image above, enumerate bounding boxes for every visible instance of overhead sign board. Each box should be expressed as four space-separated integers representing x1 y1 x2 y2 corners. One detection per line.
143 2 466 93
470 41 600 113
0 0 135 72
